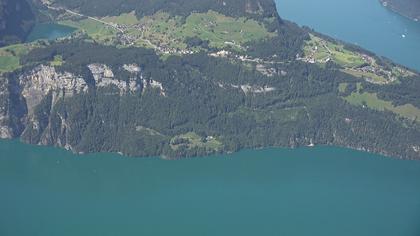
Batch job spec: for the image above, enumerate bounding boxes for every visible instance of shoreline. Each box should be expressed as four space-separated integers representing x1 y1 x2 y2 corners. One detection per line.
379 0 420 22
1 137 418 161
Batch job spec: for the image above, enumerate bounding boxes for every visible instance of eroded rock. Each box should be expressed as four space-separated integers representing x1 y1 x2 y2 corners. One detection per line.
19 65 88 115
88 63 140 94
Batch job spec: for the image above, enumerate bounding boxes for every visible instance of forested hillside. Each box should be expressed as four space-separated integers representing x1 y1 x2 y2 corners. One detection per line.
51 0 279 19
0 0 35 46
0 0 419 159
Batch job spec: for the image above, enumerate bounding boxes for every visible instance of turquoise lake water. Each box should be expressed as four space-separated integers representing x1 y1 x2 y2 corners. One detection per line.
1 0 420 235
26 23 76 42
1 139 420 236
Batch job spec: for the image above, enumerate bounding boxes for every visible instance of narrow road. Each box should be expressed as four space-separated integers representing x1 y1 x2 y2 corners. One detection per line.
64 9 125 33
43 3 163 50
44 4 124 33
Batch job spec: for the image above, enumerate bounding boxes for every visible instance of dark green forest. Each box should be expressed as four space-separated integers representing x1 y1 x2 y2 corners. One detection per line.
0 0 419 159
7 40 418 159
51 0 279 19
0 0 35 46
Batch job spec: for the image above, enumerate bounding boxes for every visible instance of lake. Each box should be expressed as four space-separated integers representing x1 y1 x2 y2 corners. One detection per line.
26 23 76 42
1 0 420 235
1 139 420 236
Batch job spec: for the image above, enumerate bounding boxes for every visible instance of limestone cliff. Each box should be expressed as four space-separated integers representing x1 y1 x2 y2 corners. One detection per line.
0 75 26 139
1 62 165 151
19 65 89 115
0 76 13 138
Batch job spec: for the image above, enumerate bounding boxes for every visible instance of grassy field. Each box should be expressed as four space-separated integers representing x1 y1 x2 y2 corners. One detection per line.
303 34 417 84
137 12 186 50
0 56 20 73
170 132 223 151
338 82 348 93
180 10 275 49
138 10 275 51
345 92 420 121
342 68 388 84
0 44 32 73
136 126 165 137
57 10 274 52
303 35 365 68
60 19 118 43
102 12 139 25
50 55 63 67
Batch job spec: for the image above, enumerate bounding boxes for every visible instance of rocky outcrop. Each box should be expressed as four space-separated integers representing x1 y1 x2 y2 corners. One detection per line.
88 63 140 94
1 62 167 147
228 84 276 94
0 75 26 139
240 84 276 94
16 65 88 145
0 76 12 138
123 64 141 73
4 63 165 141
122 63 166 96
19 65 88 115
145 79 166 96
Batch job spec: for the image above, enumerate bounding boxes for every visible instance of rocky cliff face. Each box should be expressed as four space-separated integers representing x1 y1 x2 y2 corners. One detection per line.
19 65 89 115
0 74 26 139
88 63 140 95
2 62 162 150
0 76 12 138
17 65 89 145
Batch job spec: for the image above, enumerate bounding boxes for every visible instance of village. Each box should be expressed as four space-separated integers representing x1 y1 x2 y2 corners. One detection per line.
40 0 416 84
297 34 414 84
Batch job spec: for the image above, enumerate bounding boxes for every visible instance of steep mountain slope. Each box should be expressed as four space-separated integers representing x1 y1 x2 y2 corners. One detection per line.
51 0 279 18
0 0 419 159
0 0 35 46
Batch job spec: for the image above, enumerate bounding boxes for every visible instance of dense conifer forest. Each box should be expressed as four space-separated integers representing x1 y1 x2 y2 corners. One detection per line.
0 0 35 46
0 0 419 159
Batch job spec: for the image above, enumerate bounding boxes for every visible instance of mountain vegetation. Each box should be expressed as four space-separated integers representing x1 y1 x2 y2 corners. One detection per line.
0 0 35 46
0 0 419 159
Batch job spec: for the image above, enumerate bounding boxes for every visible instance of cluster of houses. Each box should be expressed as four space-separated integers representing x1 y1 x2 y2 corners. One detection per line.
298 39 398 84
113 23 195 55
